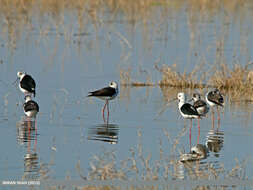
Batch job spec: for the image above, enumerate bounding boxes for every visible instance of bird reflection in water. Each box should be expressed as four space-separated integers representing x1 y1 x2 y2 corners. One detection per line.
206 129 224 157
176 144 220 180
87 124 119 144
17 116 39 180
179 144 209 163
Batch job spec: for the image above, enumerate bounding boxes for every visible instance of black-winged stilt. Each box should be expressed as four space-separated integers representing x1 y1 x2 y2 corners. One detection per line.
178 92 200 147
17 71 36 97
205 89 224 127
23 95 39 118
88 81 119 123
191 93 209 116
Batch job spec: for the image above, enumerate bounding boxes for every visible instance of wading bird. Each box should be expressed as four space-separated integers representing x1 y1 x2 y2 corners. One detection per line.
23 95 39 118
16 71 36 97
205 89 224 127
190 92 210 142
88 82 119 123
178 92 200 147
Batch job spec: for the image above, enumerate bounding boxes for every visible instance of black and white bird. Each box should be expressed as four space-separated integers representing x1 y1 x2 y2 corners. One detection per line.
178 92 201 148
178 92 200 119
88 81 119 122
205 89 224 126
205 89 224 108
17 71 36 97
191 93 209 116
23 95 39 118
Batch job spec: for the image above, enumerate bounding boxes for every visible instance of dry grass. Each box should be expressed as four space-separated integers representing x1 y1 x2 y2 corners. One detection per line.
0 0 252 50
120 68 155 87
156 64 207 89
209 62 253 90
156 62 253 101
73 130 250 189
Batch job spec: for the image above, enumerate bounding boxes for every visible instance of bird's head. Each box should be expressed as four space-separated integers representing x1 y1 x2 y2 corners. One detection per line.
109 81 118 89
192 93 201 101
17 71 25 79
177 92 186 103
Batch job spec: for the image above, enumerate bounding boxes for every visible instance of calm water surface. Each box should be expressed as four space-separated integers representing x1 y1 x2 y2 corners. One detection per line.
0 1 253 188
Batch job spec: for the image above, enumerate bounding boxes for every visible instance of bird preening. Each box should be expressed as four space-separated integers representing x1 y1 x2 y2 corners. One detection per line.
23 95 39 118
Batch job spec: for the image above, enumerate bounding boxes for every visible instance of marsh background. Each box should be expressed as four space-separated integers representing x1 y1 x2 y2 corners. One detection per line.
0 0 253 188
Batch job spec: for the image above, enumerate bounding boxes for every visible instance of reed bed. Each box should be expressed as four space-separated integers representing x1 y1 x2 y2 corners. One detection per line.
209 63 253 90
156 64 207 89
156 62 253 102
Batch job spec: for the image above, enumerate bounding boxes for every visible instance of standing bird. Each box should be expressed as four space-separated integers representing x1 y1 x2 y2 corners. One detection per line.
23 95 39 118
205 89 224 127
190 93 209 143
17 71 36 97
88 82 119 123
178 92 200 147
191 93 209 116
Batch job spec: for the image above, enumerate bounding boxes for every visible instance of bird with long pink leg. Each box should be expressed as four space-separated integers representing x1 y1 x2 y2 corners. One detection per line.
205 89 224 128
88 82 119 123
177 92 201 149
190 92 209 142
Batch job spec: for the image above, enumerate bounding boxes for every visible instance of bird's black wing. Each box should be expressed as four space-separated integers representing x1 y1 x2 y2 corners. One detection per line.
181 103 199 116
20 75 36 95
88 87 116 97
24 101 39 112
193 100 207 109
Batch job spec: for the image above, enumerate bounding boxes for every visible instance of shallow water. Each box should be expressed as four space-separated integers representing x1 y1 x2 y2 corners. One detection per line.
0 1 253 188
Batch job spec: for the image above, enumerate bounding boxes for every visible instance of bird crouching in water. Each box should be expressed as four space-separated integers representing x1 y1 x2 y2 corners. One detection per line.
87 81 119 123
23 95 39 118
17 71 36 97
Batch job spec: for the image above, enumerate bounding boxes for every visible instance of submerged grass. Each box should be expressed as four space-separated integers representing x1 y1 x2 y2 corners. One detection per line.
120 68 155 87
69 129 252 190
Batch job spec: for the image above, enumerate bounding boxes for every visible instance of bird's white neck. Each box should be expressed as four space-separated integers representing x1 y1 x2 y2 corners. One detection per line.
178 99 185 109
19 74 25 80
